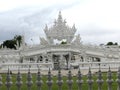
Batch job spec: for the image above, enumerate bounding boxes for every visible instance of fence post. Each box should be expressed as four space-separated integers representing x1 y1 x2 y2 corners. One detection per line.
15 69 23 90
36 68 43 90
87 67 94 90
76 68 83 90
106 67 113 90
96 67 104 90
66 70 73 90
26 68 33 90
116 67 120 90
0 74 3 90
5 69 13 90
56 69 63 90
46 68 53 90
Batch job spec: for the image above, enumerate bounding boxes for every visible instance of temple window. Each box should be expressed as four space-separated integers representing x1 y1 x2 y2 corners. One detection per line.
71 55 75 60
81 56 84 62
45 59 48 63
30 58 34 63
40 56 43 61
37 56 43 63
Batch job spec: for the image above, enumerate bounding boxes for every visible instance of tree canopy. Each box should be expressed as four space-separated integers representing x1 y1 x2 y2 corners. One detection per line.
0 45 2 49
0 35 22 49
61 41 67 44
106 42 118 45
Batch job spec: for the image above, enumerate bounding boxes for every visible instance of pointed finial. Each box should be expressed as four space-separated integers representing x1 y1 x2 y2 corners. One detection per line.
72 24 76 29
64 19 66 25
54 19 57 25
73 24 75 27
45 24 48 29
58 11 62 20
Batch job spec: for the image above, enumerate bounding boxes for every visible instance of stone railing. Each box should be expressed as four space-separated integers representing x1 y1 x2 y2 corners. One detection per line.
0 67 120 90
77 61 120 69
0 63 53 72
1 61 120 72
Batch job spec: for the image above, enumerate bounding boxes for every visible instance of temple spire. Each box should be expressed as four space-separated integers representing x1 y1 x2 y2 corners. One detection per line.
57 11 63 24
44 24 48 32
58 11 62 20
43 11 77 44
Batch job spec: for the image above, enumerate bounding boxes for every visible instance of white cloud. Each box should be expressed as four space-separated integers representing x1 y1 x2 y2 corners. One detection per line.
0 0 120 45
0 0 78 12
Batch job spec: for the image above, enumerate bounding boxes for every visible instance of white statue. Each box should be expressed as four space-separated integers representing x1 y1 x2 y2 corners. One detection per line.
40 37 48 45
72 34 81 45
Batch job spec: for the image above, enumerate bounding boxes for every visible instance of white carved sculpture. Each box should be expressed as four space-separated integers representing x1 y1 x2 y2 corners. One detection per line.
40 37 48 45
72 34 81 45
0 11 119 71
44 11 76 44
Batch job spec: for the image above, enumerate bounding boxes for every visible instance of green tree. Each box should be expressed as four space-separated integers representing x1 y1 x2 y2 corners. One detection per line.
2 40 16 49
0 45 2 49
61 41 67 44
106 42 114 45
14 35 22 47
114 42 118 45
106 42 118 45
1 35 22 49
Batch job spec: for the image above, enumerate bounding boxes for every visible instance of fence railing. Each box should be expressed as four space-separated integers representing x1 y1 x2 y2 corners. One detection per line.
0 67 120 90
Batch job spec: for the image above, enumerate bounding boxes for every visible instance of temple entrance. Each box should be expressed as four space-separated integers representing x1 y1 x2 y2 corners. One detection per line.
52 54 70 70
52 55 60 70
64 54 69 69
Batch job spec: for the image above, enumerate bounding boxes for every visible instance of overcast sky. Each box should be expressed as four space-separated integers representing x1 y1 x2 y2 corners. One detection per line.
0 0 120 45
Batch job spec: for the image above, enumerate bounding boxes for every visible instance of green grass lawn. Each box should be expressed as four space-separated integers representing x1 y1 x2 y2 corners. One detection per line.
0 72 118 90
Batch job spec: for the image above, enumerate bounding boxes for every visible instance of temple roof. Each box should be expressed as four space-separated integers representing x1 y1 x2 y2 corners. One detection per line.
44 11 76 44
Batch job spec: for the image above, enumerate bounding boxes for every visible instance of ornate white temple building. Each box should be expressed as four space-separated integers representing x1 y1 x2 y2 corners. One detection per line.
0 12 120 70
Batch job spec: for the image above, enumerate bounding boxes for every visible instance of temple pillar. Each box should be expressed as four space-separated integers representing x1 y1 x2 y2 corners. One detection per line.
59 54 65 69
68 52 71 69
50 54 54 69
43 55 45 63
81 53 87 67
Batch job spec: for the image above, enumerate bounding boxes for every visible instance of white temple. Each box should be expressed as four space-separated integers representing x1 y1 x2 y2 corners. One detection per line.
0 11 120 71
